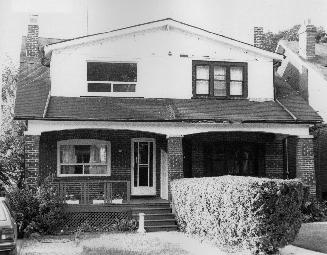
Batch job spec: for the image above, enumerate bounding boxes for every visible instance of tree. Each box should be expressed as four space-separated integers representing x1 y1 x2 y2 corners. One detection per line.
261 24 326 52
0 56 26 187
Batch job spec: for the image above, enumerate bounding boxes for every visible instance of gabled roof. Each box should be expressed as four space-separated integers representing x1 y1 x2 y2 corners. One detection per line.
43 18 283 61
278 40 327 80
15 36 321 124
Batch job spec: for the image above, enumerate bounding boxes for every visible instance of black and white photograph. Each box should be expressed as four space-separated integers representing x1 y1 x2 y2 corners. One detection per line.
0 0 327 254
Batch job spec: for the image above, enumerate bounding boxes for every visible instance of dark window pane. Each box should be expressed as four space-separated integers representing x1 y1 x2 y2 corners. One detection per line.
88 83 111 92
113 84 136 92
139 166 149 186
134 143 138 187
87 62 137 82
149 142 153 187
75 145 91 163
139 142 149 164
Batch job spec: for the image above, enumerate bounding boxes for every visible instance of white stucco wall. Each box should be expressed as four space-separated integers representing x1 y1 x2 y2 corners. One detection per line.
308 71 327 122
50 26 274 100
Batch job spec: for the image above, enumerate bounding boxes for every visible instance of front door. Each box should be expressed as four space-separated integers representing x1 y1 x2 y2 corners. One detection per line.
131 139 156 196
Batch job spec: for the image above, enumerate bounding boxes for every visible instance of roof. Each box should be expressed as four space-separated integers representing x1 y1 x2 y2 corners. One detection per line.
15 37 64 118
15 38 321 124
279 40 327 80
43 18 283 61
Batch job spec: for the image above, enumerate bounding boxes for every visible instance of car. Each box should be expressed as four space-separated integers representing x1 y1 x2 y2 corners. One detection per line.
0 198 17 255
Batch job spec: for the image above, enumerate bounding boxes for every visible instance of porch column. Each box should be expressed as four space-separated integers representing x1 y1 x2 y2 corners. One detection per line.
25 135 40 189
290 136 316 198
167 136 184 200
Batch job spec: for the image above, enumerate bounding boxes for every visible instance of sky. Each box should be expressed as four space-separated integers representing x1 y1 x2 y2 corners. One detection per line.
0 0 327 65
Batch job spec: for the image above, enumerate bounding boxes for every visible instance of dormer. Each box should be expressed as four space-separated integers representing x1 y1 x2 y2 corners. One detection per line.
42 18 282 101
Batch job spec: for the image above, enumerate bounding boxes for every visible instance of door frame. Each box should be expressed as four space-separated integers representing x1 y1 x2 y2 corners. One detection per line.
160 149 168 199
131 138 156 196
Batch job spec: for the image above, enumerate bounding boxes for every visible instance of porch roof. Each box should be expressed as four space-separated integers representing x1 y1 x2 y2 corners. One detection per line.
15 87 321 123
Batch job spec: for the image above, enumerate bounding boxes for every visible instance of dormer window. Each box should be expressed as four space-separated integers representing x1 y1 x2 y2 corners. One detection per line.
192 61 248 98
87 62 137 93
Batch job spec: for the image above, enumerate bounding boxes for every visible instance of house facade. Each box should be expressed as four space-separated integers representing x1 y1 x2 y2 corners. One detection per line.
15 16 321 207
276 19 327 200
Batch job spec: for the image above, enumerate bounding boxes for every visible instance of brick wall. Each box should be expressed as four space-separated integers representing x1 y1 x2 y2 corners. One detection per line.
167 136 184 199
25 135 40 188
312 127 327 199
38 130 166 197
265 137 285 178
296 137 316 196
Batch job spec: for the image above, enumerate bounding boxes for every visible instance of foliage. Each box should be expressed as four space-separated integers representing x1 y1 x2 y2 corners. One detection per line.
0 56 25 187
261 24 326 52
74 218 137 237
171 176 304 255
6 187 39 237
7 177 66 237
301 200 327 223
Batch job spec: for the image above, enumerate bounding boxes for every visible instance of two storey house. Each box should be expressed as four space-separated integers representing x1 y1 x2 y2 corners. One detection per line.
15 16 321 223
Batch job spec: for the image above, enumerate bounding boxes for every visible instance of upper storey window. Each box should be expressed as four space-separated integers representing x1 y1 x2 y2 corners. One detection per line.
87 62 137 93
192 61 248 98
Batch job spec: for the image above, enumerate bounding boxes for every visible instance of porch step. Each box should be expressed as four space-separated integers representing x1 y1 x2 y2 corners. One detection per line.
144 219 176 226
133 207 172 214
130 203 170 208
132 204 178 232
132 213 175 220
145 225 178 232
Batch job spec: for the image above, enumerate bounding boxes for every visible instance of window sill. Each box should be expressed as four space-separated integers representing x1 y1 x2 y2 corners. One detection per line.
191 96 248 100
57 174 111 177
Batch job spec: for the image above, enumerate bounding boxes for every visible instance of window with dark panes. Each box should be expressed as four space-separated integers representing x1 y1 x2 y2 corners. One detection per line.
193 61 247 98
87 62 137 92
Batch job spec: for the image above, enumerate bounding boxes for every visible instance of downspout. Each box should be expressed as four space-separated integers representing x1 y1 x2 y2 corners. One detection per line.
275 99 297 121
42 90 51 118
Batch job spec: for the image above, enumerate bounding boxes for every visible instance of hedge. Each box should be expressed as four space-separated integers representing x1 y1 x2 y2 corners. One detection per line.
171 176 304 255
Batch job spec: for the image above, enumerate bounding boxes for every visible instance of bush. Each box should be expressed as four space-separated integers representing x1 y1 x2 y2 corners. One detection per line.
301 200 327 223
7 177 66 237
171 176 304 255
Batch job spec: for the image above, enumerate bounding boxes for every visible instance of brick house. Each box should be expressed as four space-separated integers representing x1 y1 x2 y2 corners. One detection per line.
14 16 322 229
276 19 327 200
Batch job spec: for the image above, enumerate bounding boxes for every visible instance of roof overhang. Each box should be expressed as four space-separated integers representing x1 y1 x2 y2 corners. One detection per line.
44 18 283 61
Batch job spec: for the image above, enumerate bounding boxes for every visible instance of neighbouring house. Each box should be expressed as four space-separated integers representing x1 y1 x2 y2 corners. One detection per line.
15 15 322 230
276 19 327 200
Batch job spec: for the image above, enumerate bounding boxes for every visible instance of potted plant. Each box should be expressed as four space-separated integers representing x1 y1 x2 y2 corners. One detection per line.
112 193 124 204
93 194 105 204
65 194 79 204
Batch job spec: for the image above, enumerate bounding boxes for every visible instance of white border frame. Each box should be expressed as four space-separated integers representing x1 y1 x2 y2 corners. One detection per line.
131 138 156 196
57 139 111 177
86 60 138 97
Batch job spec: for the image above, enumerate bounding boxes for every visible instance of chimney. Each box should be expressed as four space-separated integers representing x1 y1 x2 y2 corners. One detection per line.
298 19 316 59
253 26 263 48
26 15 39 58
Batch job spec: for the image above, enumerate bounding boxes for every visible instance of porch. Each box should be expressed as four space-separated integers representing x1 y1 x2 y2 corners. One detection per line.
25 126 317 202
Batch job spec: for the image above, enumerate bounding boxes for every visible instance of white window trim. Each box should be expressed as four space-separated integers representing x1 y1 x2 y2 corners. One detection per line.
57 139 111 177
86 60 138 95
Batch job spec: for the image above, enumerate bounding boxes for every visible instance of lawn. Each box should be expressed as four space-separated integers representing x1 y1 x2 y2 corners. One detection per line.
292 222 327 254
20 227 327 255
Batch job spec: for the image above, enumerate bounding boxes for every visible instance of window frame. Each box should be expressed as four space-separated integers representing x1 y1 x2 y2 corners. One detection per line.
86 60 138 94
57 139 111 177
192 60 248 99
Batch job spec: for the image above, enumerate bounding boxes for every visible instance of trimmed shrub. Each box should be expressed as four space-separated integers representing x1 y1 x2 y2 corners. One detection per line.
171 176 304 255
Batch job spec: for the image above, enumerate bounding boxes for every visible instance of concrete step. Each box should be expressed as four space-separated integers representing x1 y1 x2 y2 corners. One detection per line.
144 219 176 226
133 213 175 220
133 207 172 214
145 225 178 232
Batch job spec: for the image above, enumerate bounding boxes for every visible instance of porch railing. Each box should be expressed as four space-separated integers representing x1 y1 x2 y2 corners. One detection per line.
53 180 131 205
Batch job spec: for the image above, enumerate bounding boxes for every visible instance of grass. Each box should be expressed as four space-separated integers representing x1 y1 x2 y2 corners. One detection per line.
292 222 327 254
